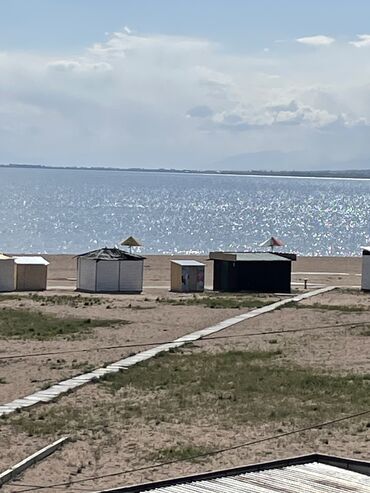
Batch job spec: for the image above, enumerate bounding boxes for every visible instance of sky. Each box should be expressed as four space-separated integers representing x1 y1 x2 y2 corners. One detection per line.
2 0 370 169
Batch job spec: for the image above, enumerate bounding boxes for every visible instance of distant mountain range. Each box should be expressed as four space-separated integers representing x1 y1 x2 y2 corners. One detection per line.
213 150 370 172
213 151 309 170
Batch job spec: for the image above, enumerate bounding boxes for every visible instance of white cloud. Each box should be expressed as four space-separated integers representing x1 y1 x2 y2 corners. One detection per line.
274 105 338 127
0 29 369 169
88 30 212 59
296 35 335 46
199 99 342 132
48 60 112 72
349 34 370 48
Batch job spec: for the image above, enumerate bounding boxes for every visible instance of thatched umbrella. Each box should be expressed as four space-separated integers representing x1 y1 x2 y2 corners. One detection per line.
259 236 284 252
121 236 142 253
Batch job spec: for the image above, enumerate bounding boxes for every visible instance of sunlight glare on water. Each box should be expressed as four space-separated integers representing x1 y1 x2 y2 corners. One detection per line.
1 168 370 255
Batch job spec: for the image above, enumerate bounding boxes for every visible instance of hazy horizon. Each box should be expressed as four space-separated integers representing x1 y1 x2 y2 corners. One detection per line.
2 1 370 170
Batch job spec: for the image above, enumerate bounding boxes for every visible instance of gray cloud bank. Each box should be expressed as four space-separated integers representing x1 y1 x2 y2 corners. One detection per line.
1 30 370 170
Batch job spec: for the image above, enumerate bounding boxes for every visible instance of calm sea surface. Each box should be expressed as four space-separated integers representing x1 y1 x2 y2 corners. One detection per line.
1 168 370 255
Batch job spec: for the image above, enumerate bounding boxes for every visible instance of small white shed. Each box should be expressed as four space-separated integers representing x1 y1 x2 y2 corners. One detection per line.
14 256 49 291
0 254 16 292
361 246 370 291
77 247 145 293
170 260 205 292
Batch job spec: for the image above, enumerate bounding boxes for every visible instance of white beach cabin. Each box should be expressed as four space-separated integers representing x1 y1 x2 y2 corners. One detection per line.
0 254 16 292
77 247 145 293
14 256 49 291
361 246 370 291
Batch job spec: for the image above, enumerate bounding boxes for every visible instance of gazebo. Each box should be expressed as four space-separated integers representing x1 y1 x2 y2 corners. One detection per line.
259 236 284 252
121 236 142 253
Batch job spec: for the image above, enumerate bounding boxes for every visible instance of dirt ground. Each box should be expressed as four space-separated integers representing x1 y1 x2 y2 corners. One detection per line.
0 256 369 492
0 291 277 403
201 291 370 375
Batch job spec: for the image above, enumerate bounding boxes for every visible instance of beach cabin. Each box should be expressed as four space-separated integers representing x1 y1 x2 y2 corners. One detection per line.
0 254 16 292
361 246 370 291
170 260 205 292
77 247 145 293
14 256 49 291
209 251 295 293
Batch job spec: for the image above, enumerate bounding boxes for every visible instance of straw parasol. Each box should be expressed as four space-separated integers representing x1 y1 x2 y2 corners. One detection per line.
121 236 142 253
259 236 284 252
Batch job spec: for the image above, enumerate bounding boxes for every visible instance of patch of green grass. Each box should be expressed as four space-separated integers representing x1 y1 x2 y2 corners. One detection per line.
149 445 213 462
8 400 127 436
156 294 273 309
100 350 370 427
0 295 23 302
70 360 96 372
349 326 370 336
47 359 66 370
285 302 367 312
10 406 94 436
126 304 156 310
7 350 370 437
28 294 104 307
338 288 362 294
40 381 53 390
0 307 125 340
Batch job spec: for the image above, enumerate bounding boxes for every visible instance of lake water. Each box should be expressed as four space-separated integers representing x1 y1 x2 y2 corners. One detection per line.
1 168 370 255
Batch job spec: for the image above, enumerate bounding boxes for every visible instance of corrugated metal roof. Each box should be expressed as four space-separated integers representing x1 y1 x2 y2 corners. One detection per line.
98 460 370 493
171 260 205 266
94 455 370 493
14 256 49 265
209 252 291 262
78 248 145 261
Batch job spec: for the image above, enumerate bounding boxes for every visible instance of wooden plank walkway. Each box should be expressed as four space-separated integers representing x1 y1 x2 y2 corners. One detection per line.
0 286 335 417
0 437 68 486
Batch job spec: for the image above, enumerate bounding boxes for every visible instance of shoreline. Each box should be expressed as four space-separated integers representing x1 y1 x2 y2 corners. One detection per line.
3 164 370 181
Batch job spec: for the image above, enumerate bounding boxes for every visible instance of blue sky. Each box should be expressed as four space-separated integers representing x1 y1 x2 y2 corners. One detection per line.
1 1 370 169
2 0 370 52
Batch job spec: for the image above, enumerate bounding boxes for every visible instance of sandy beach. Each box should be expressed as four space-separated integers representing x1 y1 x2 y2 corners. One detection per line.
42 253 362 289
0 254 368 492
